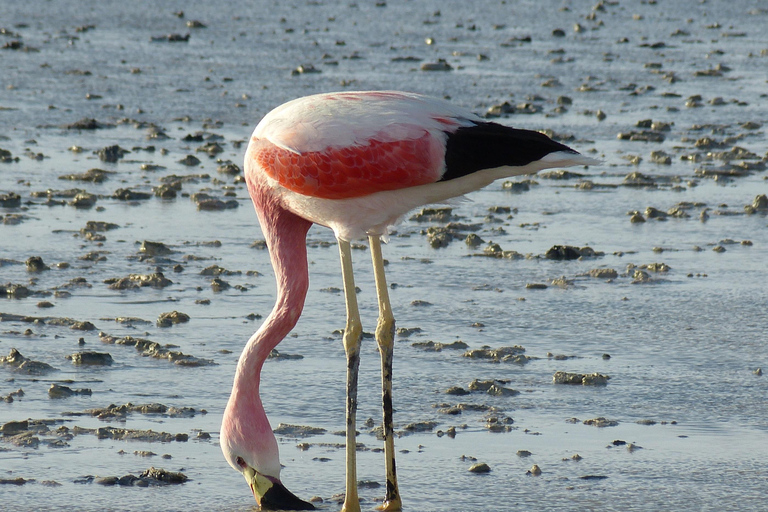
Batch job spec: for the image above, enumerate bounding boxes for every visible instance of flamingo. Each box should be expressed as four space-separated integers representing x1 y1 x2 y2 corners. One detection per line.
220 90 599 511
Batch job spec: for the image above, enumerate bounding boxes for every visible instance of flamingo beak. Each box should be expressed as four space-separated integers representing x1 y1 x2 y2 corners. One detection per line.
243 466 315 511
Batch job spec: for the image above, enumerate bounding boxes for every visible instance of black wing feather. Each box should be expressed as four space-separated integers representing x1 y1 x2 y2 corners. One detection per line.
441 121 578 182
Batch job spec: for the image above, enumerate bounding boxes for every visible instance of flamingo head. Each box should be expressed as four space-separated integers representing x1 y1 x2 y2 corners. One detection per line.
221 397 315 510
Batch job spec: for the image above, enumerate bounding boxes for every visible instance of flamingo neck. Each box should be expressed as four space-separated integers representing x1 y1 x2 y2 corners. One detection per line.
233 189 313 394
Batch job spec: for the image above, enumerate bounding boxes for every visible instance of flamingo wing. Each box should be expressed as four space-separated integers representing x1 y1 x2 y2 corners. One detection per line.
249 91 481 200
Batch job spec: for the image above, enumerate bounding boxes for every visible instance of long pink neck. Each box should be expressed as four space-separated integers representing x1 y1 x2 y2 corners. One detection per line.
220 178 313 478
234 191 313 394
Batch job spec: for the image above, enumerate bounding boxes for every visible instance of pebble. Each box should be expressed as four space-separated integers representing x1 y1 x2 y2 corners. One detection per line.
0 348 56 374
553 371 610 385
468 463 491 473
527 464 542 476
96 467 188 486
156 311 191 327
588 268 618 279
583 417 619 427
48 383 92 398
420 59 453 71
105 272 173 290
273 424 327 437
66 352 113 365
99 333 214 366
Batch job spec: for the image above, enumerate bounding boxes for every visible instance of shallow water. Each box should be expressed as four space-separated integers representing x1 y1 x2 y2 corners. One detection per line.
1 0 767 511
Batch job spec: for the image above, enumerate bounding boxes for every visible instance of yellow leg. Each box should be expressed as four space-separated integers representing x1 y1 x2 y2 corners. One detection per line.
338 239 362 512
368 235 402 511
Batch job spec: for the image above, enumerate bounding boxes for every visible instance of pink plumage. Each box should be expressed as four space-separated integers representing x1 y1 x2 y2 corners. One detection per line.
221 90 599 511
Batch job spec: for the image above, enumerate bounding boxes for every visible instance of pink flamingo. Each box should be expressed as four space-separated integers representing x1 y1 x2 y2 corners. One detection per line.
220 91 598 511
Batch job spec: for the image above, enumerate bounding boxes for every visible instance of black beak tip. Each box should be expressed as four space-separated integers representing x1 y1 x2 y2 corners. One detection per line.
260 481 315 511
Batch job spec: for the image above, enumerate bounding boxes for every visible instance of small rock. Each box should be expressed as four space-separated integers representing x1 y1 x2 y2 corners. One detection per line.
583 417 619 427
421 59 453 71
588 268 618 279
468 463 491 473
48 383 92 398
157 311 190 327
66 352 114 365
26 256 49 272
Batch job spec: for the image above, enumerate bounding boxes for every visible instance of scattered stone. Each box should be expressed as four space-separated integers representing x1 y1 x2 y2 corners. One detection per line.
200 265 241 276
0 477 27 485
48 383 92 398
191 193 239 210
410 207 457 223
463 346 526 363
527 464 542 476
106 272 173 290
649 151 672 165
273 424 327 437
217 162 241 175
412 340 469 351
623 172 656 187
553 371 610 385
631 270 652 284
113 188 151 201
96 467 188 486
267 349 304 360
588 268 618 279
538 170 584 180
745 194 768 214
157 311 190 327
486 384 519 397
66 352 114 365
96 145 129 163
516 450 532 457
66 118 106 130
210 277 231 292
99 333 214 366
552 372 610 386
70 192 98 208
617 131 665 142
139 240 173 256
421 59 453 71
59 168 113 183
545 245 601 260
583 417 619 427
643 262 670 272
151 33 190 42
485 101 515 117
1 420 29 436
468 463 491 473
292 64 322 75
25 256 49 272
402 421 438 433
0 348 56 374
502 181 531 192
178 155 201 166
0 192 22 207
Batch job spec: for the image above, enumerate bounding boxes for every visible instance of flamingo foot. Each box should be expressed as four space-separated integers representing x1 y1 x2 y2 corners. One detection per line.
376 496 403 511
341 497 362 512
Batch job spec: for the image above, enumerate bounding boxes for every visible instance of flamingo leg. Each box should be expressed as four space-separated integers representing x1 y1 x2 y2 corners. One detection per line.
368 235 402 511
338 238 363 512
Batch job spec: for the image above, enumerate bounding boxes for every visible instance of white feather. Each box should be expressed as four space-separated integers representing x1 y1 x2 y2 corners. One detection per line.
253 91 480 153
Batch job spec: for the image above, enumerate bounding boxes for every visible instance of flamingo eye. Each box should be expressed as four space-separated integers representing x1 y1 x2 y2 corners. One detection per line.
236 456 247 469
